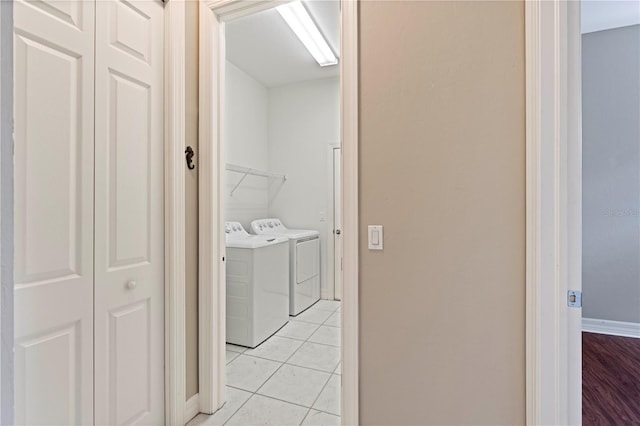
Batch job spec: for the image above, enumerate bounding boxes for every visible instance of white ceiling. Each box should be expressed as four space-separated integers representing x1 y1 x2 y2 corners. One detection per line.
582 0 640 33
225 0 340 88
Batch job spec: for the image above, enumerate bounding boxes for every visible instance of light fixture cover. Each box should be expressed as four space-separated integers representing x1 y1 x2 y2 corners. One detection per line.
277 1 338 67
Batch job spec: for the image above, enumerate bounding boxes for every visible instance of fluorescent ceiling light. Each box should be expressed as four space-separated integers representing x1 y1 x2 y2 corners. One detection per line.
276 1 338 67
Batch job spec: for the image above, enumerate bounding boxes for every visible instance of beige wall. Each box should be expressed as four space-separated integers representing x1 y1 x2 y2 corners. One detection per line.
359 1 526 424
185 0 199 401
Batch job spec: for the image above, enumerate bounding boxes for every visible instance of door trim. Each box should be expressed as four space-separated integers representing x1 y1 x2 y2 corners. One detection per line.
340 3 359 422
197 0 360 423
198 0 225 413
525 0 582 424
164 0 187 424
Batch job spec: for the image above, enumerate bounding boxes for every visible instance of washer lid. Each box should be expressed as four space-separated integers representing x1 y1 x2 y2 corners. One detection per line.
226 234 288 249
225 221 288 248
251 219 319 239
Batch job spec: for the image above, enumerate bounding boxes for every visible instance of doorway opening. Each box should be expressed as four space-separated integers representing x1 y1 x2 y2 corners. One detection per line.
190 0 359 424
580 1 640 423
220 3 342 422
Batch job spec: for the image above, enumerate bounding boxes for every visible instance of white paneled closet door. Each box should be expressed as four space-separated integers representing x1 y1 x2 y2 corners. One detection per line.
93 1 165 425
14 0 165 424
13 0 96 424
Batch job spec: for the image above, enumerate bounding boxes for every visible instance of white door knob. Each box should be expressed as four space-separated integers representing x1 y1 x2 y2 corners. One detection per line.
126 280 137 290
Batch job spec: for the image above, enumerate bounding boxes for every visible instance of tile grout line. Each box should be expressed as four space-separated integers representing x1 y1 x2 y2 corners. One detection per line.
307 304 342 420
302 368 336 424
218 389 252 426
297 304 339 424
222 330 298 425
300 408 314 425
192 303 340 425
241 353 337 375
227 382 340 416
224 309 328 424
298 304 341 424
226 385 340 419
223 350 294 425
223 303 341 425
253 309 329 395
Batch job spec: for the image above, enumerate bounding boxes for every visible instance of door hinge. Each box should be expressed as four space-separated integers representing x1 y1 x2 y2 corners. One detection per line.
568 290 582 308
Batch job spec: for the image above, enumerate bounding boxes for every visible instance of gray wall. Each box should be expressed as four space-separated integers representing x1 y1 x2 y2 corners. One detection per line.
0 0 13 423
582 24 640 323
359 1 526 424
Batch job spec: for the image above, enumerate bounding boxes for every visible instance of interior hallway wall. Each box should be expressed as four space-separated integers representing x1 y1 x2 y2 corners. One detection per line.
359 1 526 424
582 24 640 323
224 62 269 230
185 0 199 401
267 77 340 298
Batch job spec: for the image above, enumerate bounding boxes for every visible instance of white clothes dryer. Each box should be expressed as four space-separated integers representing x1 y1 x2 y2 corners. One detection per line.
225 222 289 347
251 218 320 315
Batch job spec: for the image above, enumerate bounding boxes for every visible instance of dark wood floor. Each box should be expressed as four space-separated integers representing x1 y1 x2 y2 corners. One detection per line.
583 332 640 425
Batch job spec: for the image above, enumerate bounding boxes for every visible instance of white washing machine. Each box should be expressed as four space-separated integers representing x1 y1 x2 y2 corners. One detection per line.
225 222 289 347
251 218 320 315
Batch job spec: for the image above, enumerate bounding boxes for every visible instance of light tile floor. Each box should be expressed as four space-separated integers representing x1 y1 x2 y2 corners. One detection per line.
188 299 341 426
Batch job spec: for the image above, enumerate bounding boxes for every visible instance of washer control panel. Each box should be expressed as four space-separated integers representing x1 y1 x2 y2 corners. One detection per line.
225 221 249 239
252 218 285 234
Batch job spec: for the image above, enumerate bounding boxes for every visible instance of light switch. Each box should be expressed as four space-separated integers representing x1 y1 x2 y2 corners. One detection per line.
368 225 383 250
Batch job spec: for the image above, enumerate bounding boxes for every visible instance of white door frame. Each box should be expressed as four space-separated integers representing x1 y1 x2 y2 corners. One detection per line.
197 0 359 423
164 0 187 424
525 0 582 424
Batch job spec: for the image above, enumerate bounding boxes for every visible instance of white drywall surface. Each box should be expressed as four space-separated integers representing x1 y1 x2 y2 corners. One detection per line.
224 60 340 297
267 77 340 297
224 62 270 230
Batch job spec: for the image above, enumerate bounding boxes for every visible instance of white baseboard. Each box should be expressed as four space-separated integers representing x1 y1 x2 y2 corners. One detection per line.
184 393 200 424
582 318 640 338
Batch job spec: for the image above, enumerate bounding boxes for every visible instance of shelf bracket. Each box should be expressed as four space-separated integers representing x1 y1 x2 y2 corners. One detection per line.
230 172 249 197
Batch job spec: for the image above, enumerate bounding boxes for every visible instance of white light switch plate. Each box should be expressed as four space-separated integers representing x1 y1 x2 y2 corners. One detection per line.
368 225 383 250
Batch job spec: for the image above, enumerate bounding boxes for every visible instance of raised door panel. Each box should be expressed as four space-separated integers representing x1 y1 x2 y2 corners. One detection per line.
13 1 95 424
107 71 151 270
14 34 82 287
94 1 164 424
15 323 80 426
108 301 151 425
25 1 84 30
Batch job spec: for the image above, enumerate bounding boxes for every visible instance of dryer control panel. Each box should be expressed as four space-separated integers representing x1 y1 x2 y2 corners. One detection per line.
252 218 286 234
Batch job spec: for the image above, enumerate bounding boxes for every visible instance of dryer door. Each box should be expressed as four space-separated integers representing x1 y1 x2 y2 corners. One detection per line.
296 238 320 284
